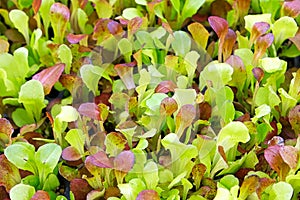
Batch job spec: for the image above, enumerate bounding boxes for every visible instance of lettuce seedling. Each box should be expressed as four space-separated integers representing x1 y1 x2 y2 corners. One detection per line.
249 22 270 47
90 0 113 19
50 3 70 44
282 0 300 18
175 104 196 138
188 22 210 50
0 118 13 152
0 154 21 192
4 142 62 191
12 80 46 127
271 16 298 49
36 0 54 39
9 9 30 44
161 133 198 177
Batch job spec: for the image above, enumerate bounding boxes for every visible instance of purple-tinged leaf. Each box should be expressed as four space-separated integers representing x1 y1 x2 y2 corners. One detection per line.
208 16 229 38
0 154 21 192
283 0 300 18
175 104 196 138
78 103 100 120
93 19 123 44
59 74 82 94
267 135 284 147
208 16 229 62
50 3 70 43
155 80 177 93
31 190 50 200
67 33 88 44
253 33 274 65
114 61 137 90
32 0 41 15
226 55 246 77
288 105 300 135
70 179 93 200
128 17 143 38
136 190 160 200
50 3 70 21
252 67 264 83
62 146 83 161
113 150 135 172
105 132 127 157
86 151 113 169
289 30 300 50
250 22 270 46
0 118 13 150
222 29 237 61
264 144 290 181
33 63 65 95
279 145 298 169
160 97 178 116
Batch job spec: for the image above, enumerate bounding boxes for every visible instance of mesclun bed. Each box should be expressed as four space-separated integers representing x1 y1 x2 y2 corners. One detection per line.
0 0 300 199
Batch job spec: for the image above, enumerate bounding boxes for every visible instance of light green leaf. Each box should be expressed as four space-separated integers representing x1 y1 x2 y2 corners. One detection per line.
146 93 168 115
172 88 197 109
65 129 85 155
80 64 105 95
4 142 36 174
118 178 146 200
286 173 300 200
77 8 88 33
116 126 137 148
260 57 284 73
91 0 113 18
56 106 79 122
58 44 72 74
18 80 46 123
12 108 35 127
199 61 233 90
272 16 298 48
268 182 293 200
244 14 272 32
122 8 143 20
255 86 281 108
10 184 35 200
279 88 297 117
143 161 159 189
9 10 29 44
39 0 54 39
252 104 271 123
118 38 132 62
35 143 62 183
181 0 205 23
171 31 191 56
170 0 180 14
234 48 254 67
135 0 147 5
217 121 250 149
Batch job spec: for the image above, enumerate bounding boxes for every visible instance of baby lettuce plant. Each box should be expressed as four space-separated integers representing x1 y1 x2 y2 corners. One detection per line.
4 142 62 198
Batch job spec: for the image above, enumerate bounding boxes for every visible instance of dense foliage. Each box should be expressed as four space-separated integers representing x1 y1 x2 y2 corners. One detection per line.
0 0 300 199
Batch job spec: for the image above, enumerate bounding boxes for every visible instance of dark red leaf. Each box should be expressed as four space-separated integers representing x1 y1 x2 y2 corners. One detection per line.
114 151 135 172
136 190 160 200
250 22 270 46
33 63 65 95
62 146 83 161
70 179 93 200
67 34 88 44
31 190 50 200
210 0 232 19
23 132 45 149
78 103 100 120
283 0 300 18
32 0 41 14
0 186 9 200
114 61 137 90
155 80 177 93
0 154 21 191
104 187 121 199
